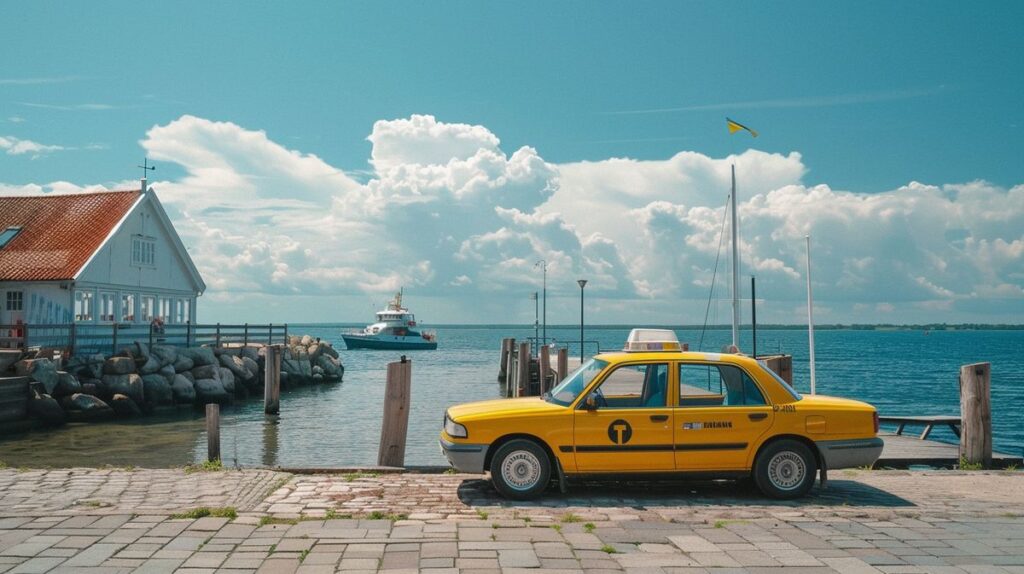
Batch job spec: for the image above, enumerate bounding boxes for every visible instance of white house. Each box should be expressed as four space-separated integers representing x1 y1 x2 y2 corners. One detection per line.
0 182 205 332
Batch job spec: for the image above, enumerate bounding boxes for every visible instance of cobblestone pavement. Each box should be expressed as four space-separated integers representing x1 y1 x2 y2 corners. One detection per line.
1 468 1023 573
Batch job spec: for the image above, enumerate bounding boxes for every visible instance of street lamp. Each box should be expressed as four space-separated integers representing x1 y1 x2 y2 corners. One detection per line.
534 260 547 345
530 291 538 345
577 279 588 361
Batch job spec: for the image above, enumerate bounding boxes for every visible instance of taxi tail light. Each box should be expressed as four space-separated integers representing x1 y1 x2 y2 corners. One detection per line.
872 411 879 434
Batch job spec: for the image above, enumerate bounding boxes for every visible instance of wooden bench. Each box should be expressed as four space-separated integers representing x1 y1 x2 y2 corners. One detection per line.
879 415 961 440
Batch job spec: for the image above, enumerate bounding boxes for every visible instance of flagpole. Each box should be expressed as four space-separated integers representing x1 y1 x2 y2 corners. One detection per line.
805 234 816 395
730 164 740 349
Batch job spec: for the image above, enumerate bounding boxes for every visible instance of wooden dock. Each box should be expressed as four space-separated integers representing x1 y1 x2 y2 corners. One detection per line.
875 431 1021 469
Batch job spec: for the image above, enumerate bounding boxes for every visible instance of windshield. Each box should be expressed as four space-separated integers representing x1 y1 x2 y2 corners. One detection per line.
545 358 608 406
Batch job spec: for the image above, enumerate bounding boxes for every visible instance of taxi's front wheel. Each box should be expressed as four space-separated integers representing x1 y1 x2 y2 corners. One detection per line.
490 439 551 500
753 439 816 499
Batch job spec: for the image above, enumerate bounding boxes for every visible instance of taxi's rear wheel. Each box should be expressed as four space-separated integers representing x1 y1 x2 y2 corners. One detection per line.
753 439 816 499
490 439 551 500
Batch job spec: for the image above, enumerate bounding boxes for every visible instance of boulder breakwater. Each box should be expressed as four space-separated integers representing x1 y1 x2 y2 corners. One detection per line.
1 335 343 427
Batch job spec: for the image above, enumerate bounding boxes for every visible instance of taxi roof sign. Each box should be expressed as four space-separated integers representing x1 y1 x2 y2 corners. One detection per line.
623 328 683 352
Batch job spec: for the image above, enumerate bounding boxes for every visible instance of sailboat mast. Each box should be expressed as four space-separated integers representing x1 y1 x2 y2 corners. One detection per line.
730 164 740 348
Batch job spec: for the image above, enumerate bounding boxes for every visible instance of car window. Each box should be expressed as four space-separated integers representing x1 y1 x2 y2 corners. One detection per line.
678 364 767 407
587 363 668 409
546 359 607 406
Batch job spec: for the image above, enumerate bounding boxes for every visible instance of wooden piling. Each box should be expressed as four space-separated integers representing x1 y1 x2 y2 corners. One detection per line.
516 342 530 397
503 338 516 387
557 347 568 383
378 356 412 467
497 338 512 382
959 362 992 468
539 345 551 394
206 403 220 462
264 344 282 415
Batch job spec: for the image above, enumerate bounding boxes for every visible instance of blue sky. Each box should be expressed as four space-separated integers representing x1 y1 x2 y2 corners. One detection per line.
2 2 1023 325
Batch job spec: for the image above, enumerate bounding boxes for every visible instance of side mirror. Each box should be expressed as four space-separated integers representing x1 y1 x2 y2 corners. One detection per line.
584 395 598 411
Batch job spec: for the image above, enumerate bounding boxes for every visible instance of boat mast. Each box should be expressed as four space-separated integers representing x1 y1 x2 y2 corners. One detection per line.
730 164 740 349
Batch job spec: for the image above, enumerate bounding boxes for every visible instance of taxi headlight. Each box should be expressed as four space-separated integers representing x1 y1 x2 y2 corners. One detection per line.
444 414 468 439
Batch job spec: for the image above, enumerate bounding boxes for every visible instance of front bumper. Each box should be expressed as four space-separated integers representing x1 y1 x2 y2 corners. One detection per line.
817 437 884 469
439 438 487 474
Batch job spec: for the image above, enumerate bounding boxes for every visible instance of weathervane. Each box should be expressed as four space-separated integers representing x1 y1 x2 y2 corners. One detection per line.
138 158 156 178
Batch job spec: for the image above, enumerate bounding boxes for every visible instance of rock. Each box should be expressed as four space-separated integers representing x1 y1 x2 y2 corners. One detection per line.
86 354 104 379
171 374 196 404
241 357 259 380
316 355 344 380
281 357 312 380
288 335 301 346
180 370 195 384
308 344 323 362
150 344 177 365
110 394 143 417
311 365 325 382
240 346 260 363
102 373 144 404
193 378 230 404
63 393 113 414
141 374 173 406
219 354 249 380
181 346 217 367
319 343 339 360
158 364 176 381
172 355 194 373
53 371 82 397
218 367 236 394
138 355 163 375
81 382 98 396
103 356 135 375
16 358 59 394
300 334 313 346
29 392 66 425
133 342 151 360
191 364 221 381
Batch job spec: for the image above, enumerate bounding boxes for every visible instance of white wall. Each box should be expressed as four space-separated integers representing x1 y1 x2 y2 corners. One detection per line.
0 282 72 325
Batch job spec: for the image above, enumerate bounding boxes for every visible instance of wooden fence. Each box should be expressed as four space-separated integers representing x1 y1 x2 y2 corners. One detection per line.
0 323 289 357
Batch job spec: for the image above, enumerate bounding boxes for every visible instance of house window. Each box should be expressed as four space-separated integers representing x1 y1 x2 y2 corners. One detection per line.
74 290 94 322
141 295 156 322
175 299 187 324
121 293 136 322
132 235 156 267
99 292 116 322
182 299 191 323
5 291 23 312
0 226 22 249
159 298 172 323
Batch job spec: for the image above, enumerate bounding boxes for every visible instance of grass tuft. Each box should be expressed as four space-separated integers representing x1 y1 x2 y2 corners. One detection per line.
342 472 380 482
601 544 618 554
171 507 236 520
365 511 407 522
958 456 983 471
584 522 596 533
183 460 223 474
560 512 582 523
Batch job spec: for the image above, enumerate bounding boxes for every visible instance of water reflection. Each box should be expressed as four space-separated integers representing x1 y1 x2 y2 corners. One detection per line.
262 415 279 468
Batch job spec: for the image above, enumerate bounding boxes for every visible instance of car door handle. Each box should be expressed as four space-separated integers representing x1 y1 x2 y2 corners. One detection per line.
748 412 768 421
650 415 669 422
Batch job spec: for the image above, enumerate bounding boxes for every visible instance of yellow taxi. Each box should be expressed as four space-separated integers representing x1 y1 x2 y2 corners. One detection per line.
441 329 882 500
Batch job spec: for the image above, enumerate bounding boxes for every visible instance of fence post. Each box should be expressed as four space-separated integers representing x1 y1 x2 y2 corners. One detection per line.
539 344 551 394
112 322 119 355
216 323 221 348
244 323 249 346
264 345 282 415
69 323 76 357
149 322 154 348
22 323 29 351
960 362 992 468
283 323 288 345
497 338 512 383
206 403 221 462
378 356 412 467
517 342 530 397
557 347 568 382
186 321 192 347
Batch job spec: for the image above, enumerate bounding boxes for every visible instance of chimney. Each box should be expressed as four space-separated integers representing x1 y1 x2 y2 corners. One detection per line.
141 177 148 194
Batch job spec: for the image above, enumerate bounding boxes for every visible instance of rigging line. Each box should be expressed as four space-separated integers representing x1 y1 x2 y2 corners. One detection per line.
698 193 732 351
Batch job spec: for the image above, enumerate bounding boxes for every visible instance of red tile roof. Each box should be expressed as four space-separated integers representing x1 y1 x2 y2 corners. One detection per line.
0 190 142 281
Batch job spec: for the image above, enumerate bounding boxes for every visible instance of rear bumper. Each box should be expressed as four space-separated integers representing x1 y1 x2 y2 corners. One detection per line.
439 438 487 473
817 437 884 469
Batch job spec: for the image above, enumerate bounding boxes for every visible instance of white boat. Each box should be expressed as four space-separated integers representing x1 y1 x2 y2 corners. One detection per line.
341 290 438 350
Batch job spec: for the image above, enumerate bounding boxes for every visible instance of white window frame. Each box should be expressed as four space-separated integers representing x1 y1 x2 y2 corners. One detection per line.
121 293 136 323
159 298 172 323
75 290 95 323
141 295 156 322
131 235 156 267
98 291 116 323
5 291 23 312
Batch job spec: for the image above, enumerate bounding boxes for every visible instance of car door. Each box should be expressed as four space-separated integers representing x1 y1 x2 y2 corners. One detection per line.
573 361 675 472
674 362 774 470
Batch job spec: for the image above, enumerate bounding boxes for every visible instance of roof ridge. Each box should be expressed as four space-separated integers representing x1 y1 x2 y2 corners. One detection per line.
0 188 142 199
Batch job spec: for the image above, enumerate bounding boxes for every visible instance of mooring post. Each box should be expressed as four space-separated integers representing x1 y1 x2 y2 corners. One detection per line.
517 341 530 397
497 338 512 382
557 347 568 382
378 356 412 467
959 362 992 468
539 344 551 394
206 403 221 462
264 344 282 415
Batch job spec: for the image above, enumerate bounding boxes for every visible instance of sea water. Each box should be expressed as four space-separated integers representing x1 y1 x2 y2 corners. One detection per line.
0 326 1021 468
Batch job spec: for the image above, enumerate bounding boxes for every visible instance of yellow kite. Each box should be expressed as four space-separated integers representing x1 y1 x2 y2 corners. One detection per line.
727 118 758 138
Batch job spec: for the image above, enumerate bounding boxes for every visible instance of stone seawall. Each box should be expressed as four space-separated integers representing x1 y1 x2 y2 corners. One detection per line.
3 334 343 426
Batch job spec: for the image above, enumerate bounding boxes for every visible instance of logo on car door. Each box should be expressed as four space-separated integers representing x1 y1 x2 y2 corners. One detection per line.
607 419 633 444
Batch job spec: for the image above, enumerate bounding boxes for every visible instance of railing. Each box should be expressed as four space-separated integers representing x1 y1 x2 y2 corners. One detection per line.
0 322 289 357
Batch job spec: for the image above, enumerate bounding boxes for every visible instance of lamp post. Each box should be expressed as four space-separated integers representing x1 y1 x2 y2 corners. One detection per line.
577 279 588 361
531 291 538 345
534 260 547 345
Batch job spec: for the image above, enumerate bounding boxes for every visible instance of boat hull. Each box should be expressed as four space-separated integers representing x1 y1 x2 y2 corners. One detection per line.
342 334 438 350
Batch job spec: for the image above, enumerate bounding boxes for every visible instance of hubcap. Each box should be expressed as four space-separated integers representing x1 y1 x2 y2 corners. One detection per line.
767 451 806 490
501 450 542 491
